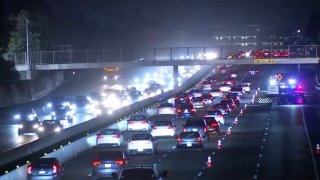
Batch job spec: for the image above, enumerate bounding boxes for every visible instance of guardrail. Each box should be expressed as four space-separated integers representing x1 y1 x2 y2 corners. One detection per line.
0 65 214 176
3 45 320 65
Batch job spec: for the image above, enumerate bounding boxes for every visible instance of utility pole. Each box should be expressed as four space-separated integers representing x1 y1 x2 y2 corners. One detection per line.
26 19 30 69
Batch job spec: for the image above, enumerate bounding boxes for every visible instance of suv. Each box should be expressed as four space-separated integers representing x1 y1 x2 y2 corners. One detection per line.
17 108 41 135
92 150 127 179
183 118 209 141
27 158 64 180
114 165 169 179
127 133 157 155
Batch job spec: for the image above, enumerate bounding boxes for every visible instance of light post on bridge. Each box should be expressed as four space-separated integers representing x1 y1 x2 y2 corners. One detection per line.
26 19 30 69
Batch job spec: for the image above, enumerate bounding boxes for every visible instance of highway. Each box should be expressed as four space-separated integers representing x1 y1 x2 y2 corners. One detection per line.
56 64 320 180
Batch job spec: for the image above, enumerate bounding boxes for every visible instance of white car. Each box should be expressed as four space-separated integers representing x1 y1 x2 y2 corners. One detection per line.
96 128 124 146
202 94 214 105
191 97 205 109
158 103 176 115
241 83 251 93
204 110 225 125
229 73 239 78
230 87 244 97
210 89 223 98
127 115 151 131
151 120 176 137
219 84 231 92
127 133 157 154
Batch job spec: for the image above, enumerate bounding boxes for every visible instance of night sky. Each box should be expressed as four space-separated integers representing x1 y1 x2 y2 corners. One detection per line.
1 0 320 48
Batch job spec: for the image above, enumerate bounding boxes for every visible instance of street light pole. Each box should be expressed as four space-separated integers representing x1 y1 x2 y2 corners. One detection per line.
26 19 30 69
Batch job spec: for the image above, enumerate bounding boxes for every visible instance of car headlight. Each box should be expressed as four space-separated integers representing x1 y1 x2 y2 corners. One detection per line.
47 103 52 108
33 124 39 129
14 114 20 120
51 112 56 116
54 127 61 132
18 124 23 129
38 127 44 132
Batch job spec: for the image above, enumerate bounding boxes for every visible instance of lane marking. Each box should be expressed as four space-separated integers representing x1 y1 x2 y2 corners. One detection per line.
253 174 258 179
198 172 203 176
301 106 320 180
88 173 92 176
162 154 167 158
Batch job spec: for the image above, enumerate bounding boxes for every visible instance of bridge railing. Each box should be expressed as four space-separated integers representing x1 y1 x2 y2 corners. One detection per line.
4 45 320 65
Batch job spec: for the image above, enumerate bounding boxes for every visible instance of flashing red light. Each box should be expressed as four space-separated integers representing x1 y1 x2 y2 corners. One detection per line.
115 160 125 166
97 135 103 139
92 160 102 166
27 166 32 174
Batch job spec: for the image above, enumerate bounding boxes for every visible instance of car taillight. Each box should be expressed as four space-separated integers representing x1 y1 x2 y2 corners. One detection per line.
177 109 182 113
97 135 103 139
226 108 229 112
183 128 186 132
52 164 58 173
128 121 134 124
210 97 213 100
27 165 32 174
152 126 157 130
212 123 218 127
141 120 148 124
115 160 125 166
196 137 202 142
112 134 120 138
191 108 196 112
177 137 182 142
92 160 102 166
167 126 172 129
203 127 207 132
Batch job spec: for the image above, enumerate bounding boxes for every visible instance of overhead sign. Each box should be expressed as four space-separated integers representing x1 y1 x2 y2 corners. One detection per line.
277 73 283 81
254 59 277 64
104 66 119 72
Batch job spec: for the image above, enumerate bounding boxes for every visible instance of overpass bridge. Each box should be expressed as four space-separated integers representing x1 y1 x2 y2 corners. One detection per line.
4 45 320 71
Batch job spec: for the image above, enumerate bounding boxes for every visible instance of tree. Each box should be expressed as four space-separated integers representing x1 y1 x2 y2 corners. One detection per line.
0 56 20 84
7 11 41 53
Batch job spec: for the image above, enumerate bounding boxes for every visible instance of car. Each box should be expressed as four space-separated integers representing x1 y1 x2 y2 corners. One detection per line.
174 93 191 106
230 86 244 97
17 108 41 135
91 150 127 179
176 103 196 117
127 133 157 155
27 158 64 180
127 87 142 100
210 89 223 98
217 66 228 74
241 83 251 93
191 97 205 109
45 96 68 112
219 84 231 92
220 99 236 110
226 93 241 105
228 72 239 78
74 96 92 114
213 103 232 116
51 105 74 123
157 103 176 115
114 165 169 180
201 80 213 90
223 78 235 86
189 89 202 98
183 118 209 141
202 94 214 106
38 120 63 136
203 117 220 135
96 128 124 146
205 76 217 84
176 132 205 151
144 83 163 97
127 115 151 131
204 110 225 125
151 120 176 137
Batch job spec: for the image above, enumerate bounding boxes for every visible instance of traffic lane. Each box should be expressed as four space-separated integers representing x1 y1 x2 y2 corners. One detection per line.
0 112 96 153
259 106 316 179
302 106 320 176
200 105 271 179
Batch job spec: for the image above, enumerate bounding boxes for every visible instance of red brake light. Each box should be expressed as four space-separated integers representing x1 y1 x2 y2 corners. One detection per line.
27 166 32 174
191 108 196 112
115 160 125 166
177 136 182 142
92 160 102 166
112 134 120 138
183 128 186 132
196 136 202 142
212 123 218 127
52 165 58 173
128 121 134 124
177 109 182 113
152 126 157 130
97 135 103 139
203 127 207 132
141 120 148 124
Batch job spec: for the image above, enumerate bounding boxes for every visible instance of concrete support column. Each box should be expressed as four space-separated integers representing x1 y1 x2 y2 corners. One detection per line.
173 65 179 92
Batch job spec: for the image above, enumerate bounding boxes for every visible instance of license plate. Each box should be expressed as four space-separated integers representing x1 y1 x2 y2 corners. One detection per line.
187 143 192 147
192 128 197 132
105 164 111 168
184 109 188 113
39 170 45 174
138 148 143 152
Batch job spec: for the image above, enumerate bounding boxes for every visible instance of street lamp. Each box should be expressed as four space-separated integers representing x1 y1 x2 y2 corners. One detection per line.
25 19 30 69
